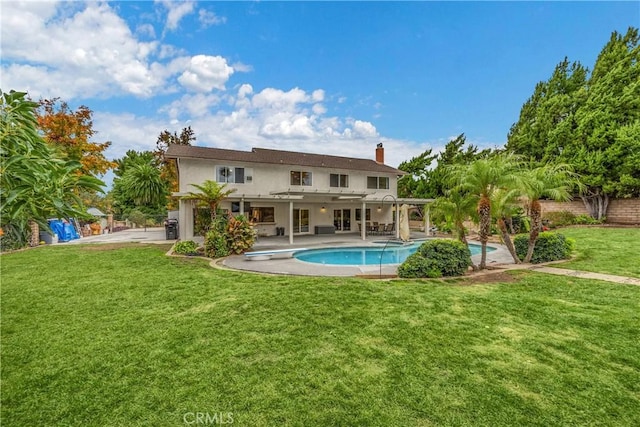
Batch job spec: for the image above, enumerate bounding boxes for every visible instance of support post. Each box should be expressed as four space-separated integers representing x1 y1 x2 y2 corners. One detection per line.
361 201 366 240
289 201 294 245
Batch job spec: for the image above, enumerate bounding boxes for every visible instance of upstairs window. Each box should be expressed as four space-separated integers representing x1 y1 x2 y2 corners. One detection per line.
291 171 312 186
216 166 252 184
330 173 349 188
367 176 390 190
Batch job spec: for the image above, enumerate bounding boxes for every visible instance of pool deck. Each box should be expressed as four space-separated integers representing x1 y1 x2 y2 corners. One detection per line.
221 232 514 277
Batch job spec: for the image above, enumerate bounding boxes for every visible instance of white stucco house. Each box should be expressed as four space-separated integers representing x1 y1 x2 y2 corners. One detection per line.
166 143 430 243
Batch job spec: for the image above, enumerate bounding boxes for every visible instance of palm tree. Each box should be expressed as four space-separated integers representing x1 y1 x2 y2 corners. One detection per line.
521 163 581 263
430 189 477 246
181 180 236 224
120 163 168 207
447 153 521 269
492 188 522 264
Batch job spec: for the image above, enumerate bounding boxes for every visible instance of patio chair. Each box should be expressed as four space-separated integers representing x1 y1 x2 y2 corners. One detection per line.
386 223 395 236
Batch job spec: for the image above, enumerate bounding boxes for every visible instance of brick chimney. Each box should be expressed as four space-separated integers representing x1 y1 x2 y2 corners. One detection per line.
375 143 384 164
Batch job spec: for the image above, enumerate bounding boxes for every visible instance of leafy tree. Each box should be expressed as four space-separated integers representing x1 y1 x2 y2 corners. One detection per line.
427 134 492 198
569 27 640 217
181 180 236 225
36 98 115 176
507 27 639 219
113 150 156 178
154 127 195 206
1 90 103 248
447 153 521 269
507 58 588 163
397 148 436 199
520 163 581 263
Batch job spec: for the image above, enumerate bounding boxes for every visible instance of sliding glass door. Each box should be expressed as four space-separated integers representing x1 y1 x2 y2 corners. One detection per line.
333 209 351 231
293 209 309 233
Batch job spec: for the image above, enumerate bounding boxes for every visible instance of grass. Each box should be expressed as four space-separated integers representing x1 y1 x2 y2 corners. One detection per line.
1 229 639 426
554 226 640 278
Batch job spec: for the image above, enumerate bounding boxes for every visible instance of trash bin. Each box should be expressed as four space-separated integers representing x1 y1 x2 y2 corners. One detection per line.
164 219 178 240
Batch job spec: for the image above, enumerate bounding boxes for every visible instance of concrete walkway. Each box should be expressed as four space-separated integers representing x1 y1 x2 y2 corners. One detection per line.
526 265 640 286
65 227 171 244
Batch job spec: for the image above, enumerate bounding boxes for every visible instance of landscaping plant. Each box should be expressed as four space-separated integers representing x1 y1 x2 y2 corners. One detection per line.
514 231 574 263
398 239 472 278
173 240 199 256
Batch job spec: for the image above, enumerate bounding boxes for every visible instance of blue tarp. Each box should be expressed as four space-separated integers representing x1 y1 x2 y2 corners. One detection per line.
48 220 80 242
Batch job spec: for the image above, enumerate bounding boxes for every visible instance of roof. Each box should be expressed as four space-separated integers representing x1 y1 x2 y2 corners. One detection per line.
165 145 405 175
87 207 106 217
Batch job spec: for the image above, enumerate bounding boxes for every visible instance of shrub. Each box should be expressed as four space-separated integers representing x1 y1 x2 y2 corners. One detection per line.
225 215 256 254
398 239 472 278
513 232 574 263
204 230 230 258
543 211 576 228
127 209 146 228
573 214 604 225
397 253 442 278
173 240 199 256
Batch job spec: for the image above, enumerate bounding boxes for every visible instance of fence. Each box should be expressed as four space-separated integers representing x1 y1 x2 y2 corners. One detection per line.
539 198 640 225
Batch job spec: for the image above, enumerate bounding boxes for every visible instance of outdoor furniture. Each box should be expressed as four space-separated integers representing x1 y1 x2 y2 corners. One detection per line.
244 248 308 260
314 225 336 234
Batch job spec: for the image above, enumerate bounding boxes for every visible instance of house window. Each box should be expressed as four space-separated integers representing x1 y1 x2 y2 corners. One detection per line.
216 166 252 184
367 176 390 189
231 202 251 213
250 207 275 223
355 208 371 221
330 173 349 188
290 171 312 186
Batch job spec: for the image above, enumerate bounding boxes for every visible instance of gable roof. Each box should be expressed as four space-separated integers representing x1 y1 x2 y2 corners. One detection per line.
166 145 405 175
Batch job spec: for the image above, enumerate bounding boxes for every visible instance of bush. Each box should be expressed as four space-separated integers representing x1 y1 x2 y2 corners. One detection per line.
173 240 199 256
225 215 256 254
204 230 230 258
127 209 146 228
543 211 576 228
398 239 472 278
514 232 574 263
397 253 442 278
573 214 604 225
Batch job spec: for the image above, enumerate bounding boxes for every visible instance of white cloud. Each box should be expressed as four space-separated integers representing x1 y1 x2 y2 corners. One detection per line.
352 120 379 138
177 55 234 92
158 0 195 32
199 9 226 27
1 2 428 175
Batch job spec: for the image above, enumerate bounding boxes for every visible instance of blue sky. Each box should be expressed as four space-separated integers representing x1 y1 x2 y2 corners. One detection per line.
2 1 638 177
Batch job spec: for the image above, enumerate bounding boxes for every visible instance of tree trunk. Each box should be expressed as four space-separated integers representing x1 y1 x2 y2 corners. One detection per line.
477 196 491 269
580 192 609 220
498 218 521 264
29 220 39 247
456 220 478 270
455 220 468 246
524 199 542 263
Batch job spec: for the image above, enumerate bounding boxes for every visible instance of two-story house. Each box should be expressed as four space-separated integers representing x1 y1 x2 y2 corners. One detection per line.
167 143 417 243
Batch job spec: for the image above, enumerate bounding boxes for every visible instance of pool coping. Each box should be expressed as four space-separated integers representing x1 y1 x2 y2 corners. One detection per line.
221 236 514 277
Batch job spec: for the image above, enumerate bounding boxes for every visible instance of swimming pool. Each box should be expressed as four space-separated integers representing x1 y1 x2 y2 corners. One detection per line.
294 242 493 266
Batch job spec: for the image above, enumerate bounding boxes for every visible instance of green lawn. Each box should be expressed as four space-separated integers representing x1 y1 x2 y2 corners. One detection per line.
554 226 640 278
1 232 639 426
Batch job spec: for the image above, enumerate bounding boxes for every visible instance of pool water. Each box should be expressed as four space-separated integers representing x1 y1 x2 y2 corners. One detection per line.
294 242 493 266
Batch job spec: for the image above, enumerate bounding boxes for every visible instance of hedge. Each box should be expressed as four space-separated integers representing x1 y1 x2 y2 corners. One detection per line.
514 232 574 263
398 239 472 278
